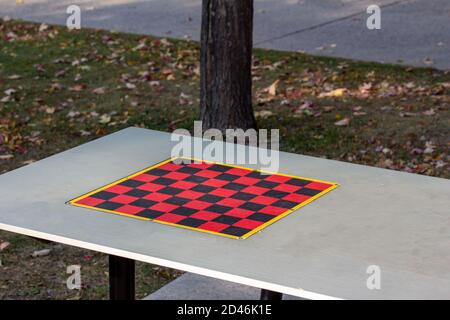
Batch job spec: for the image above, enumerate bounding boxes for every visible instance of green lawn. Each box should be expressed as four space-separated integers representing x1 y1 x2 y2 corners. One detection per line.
0 19 448 299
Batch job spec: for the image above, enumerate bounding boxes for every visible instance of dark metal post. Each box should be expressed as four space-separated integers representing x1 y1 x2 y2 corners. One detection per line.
109 255 135 300
260 289 283 300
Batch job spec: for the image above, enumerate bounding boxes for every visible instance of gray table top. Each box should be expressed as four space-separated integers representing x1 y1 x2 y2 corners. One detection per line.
0 127 449 299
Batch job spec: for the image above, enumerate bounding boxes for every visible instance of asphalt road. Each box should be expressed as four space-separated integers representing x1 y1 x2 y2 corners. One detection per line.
1 0 449 69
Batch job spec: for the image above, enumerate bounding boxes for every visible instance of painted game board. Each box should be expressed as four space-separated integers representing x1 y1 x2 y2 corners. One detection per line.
69 158 337 239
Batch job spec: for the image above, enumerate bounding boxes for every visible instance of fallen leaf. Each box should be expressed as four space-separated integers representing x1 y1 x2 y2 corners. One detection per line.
319 88 347 98
266 80 280 96
254 110 273 118
92 87 107 94
0 155 13 160
7 75 21 80
31 249 51 257
39 23 49 33
334 118 351 126
0 241 10 251
68 84 86 92
125 83 136 89
4 88 16 96
99 114 111 124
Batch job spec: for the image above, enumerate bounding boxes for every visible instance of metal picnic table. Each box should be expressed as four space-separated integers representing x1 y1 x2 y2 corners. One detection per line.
0 127 449 300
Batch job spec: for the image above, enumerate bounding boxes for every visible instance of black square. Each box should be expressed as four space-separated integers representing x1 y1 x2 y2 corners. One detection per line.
213 215 240 225
130 199 157 208
206 204 232 214
222 182 247 191
286 178 311 187
184 175 208 183
215 173 239 181
119 179 146 188
191 185 215 193
91 191 117 200
198 194 224 203
245 171 266 179
96 201 123 210
136 209 165 219
239 202 265 211
263 190 289 198
255 180 279 189
222 226 249 237
125 189 151 198
208 164 230 172
171 207 197 216
272 200 298 209
231 192 257 201
146 168 170 176
248 212 274 222
164 197 190 206
153 177 177 186
178 218 206 228
295 187 321 196
159 187 184 195
177 166 201 174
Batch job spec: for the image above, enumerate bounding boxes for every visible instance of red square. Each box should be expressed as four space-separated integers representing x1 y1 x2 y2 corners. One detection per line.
155 213 185 224
115 205 144 215
184 200 212 210
264 175 291 183
305 181 333 191
209 188 237 198
158 162 183 171
190 162 212 169
150 202 178 212
241 186 269 195
233 219 264 230
76 197 105 207
202 179 229 188
226 168 250 176
137 182 165 192
273 183 301 193
199 221 229 232
104 185 132 194
251 195 277 205
110 194 139 204
133 173 158 183
195 169 221 178
177 190 204 200
164 171 190 180
217 197 245 208
282 193 311 203
191 211 220 221
170 180 197 190
259 205 288 216
226 208 254 218
234 176 260 185
143 192 171 202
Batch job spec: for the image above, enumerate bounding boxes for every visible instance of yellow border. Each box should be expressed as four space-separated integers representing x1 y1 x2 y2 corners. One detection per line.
68 157 338 240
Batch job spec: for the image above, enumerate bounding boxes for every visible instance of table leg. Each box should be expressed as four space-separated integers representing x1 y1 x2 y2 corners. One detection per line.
109 255 135 300
260 289 283 300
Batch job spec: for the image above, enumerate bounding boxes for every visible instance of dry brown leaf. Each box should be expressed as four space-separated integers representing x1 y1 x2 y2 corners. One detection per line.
334 117 351 126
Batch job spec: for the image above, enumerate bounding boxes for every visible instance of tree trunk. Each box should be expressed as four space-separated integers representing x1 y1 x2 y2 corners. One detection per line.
200 0 257 132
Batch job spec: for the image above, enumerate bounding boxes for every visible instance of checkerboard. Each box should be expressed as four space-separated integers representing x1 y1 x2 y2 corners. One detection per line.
69 158 337 239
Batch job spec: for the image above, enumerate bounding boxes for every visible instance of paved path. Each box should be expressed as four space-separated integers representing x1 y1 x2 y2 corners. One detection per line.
144 273 302 300
1 0 449 70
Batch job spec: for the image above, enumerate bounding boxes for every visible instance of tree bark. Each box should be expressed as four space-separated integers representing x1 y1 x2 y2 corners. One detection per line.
200 0 257 133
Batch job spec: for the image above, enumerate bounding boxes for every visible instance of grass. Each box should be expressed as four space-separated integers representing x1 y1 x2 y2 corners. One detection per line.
0 19 449 299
